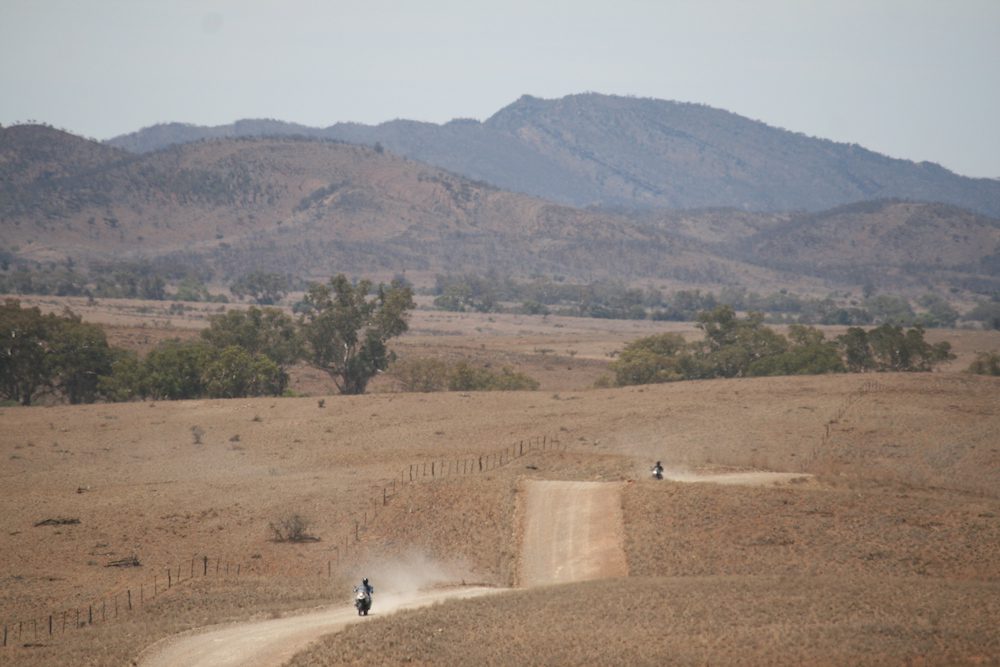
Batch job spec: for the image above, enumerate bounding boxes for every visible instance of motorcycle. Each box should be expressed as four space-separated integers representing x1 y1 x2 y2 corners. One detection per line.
651 464 664 480
354 588 372 616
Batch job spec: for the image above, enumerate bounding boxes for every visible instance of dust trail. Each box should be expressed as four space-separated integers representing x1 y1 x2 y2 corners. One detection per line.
646 463 812 486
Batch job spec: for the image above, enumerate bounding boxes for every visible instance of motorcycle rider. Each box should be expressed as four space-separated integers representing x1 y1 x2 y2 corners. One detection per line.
651 460 664 480
358 577 374 598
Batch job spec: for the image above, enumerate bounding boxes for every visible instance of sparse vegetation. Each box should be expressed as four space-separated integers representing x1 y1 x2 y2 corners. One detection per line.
269 514 318 543
967 350 1000 375
391 358 539 392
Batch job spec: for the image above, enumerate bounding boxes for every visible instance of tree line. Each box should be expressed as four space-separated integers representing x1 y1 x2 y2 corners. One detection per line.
606 306 957 387
431 273 1000 329
0 275 414 406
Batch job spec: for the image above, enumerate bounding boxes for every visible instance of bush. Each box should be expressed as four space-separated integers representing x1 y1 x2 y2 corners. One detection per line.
967 351 1000 376
269 514 318 542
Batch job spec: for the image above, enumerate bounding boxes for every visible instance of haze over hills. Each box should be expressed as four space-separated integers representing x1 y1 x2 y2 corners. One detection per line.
2 124 998 295
106 93 1000 218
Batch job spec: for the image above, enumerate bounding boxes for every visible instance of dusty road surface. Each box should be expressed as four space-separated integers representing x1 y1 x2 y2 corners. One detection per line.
660 469 813 486
518 480 629 587
137 586 503 667
138 480 629 664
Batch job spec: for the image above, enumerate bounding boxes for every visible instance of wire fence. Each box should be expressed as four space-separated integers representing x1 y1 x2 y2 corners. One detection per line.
2 433 563 648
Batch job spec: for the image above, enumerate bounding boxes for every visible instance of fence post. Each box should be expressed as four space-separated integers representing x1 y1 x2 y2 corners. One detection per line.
3 624 6 647
128 589 132 611
355 521 359 542
431 461 435 477
204 556 209 576
167 568 172 589
102 599 106 622
191 557 195 578
141 584 144 606
383 487 387 506
88 605 92 625
49 615 52 636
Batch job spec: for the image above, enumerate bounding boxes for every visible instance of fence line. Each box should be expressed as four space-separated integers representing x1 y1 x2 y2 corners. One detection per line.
1 433 563 648
807 379 886 467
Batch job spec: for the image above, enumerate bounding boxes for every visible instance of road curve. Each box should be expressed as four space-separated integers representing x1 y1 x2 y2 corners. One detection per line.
138 480 628 665
136 586 503 667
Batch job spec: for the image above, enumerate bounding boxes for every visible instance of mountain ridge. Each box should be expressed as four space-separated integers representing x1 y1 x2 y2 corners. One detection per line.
103 93 1000 218
2 125 998 296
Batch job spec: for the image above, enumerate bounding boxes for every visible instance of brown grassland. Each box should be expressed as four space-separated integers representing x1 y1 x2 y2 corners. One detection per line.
1 296 998 665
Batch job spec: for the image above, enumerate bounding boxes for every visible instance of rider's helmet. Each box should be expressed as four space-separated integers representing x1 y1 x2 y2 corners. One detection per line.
362 578 369 586
655 461 662 467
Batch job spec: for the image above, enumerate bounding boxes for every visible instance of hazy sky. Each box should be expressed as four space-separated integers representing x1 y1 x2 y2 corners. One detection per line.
2 0 998 178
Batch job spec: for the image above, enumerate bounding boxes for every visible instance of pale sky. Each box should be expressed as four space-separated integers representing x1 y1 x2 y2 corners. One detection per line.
2 0 998 178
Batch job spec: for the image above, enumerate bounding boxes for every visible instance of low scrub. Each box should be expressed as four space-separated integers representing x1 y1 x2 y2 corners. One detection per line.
391 358 539 392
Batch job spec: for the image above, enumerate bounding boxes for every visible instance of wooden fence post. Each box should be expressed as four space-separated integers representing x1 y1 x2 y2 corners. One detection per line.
128 589 132 611
3 624 6 647
167 568 172 588
204 556 209 576
88 605 92 625
48 615 52 636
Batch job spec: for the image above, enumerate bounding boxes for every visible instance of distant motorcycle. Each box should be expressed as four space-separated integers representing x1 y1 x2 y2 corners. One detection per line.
651 461 664 480
354 588 372 616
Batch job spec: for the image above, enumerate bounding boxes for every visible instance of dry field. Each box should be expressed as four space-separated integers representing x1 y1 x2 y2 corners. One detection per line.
1 298 999 665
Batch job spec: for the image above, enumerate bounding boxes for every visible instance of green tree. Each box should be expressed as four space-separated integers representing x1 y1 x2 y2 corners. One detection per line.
298 275 415 394
695 306 788 378
202 345 287 398
0 299 54 405
97 349 146 402
748 325 844 376
230 271 290 305
46 313 116 404
201 307 300 370
610 333 690 386
142 340 212 400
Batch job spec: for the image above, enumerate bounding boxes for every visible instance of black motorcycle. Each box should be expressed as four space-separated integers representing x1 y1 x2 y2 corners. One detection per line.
354 588 372 616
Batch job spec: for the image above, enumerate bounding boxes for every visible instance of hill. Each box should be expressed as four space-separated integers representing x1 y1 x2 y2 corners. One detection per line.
3 125 999 295
1 369 997 665
106 93 1000 218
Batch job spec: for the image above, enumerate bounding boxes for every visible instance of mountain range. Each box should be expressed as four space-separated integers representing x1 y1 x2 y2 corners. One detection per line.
2 94 999 297
107 93 1000 218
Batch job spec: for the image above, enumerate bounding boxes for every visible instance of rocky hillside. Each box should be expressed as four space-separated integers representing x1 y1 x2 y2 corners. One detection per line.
3 125 998 295
106 93 1000 218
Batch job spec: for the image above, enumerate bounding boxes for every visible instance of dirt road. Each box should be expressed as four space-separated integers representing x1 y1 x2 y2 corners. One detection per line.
518 480 628 587
138 481 627 665
136 586 503 667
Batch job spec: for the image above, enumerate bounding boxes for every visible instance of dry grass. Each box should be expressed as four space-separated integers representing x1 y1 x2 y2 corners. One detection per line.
287 576 1000 666
1 303 998 664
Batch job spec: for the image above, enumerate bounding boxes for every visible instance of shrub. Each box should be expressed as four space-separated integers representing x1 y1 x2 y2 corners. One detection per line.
269 514 318 542
967 351 1000 376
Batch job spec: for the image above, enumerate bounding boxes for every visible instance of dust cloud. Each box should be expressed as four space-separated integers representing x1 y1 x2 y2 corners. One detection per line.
343 551 476 613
